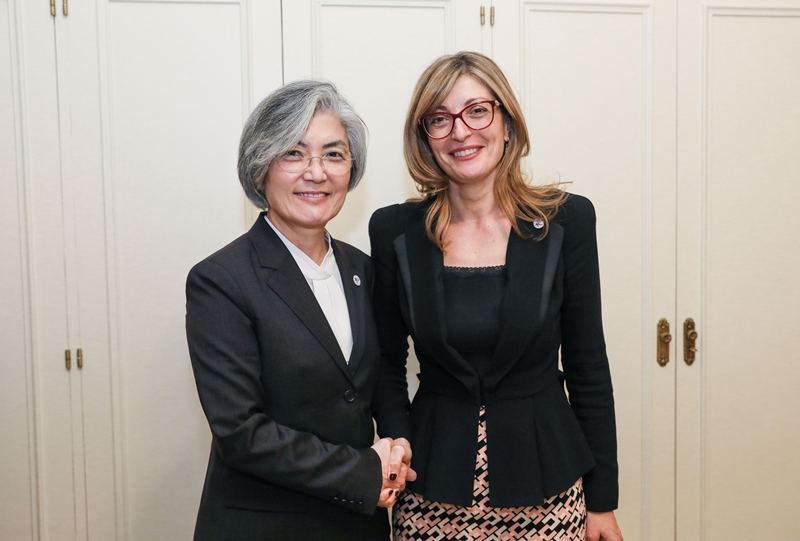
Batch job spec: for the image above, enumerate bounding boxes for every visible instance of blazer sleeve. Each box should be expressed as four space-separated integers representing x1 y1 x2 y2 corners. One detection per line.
186 257 382 514
558 195 619 512
368 205 413 441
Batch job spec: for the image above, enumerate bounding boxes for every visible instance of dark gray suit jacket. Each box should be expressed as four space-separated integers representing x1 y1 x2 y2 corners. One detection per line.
186 213 389 541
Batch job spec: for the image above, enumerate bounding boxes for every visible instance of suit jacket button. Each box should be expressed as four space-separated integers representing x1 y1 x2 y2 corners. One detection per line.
349 500 356 508
332 496 340 504
343 390 356 403
356 501 364 511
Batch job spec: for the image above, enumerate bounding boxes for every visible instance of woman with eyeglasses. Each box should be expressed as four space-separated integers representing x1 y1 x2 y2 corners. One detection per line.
369 52 623 540
186 80 414 541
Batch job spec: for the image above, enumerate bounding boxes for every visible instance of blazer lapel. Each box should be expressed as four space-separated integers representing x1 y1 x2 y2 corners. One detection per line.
402 209 481 387
332 239 365 376
484 221 564 388
248 214 353 384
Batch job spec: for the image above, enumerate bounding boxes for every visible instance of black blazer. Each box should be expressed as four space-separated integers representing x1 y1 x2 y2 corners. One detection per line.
369 194 618 512
186 214 389 541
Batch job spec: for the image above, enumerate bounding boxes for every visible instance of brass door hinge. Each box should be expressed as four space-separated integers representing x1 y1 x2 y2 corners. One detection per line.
480 6 485 25
490 6 495 25
50 0 56 16
77 348 83 369
63 0 68 16
65 349 71 370
657 318 671 366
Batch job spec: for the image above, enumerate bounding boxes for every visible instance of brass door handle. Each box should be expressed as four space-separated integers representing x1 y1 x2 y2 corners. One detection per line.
657 318 671 366
684 318 698 365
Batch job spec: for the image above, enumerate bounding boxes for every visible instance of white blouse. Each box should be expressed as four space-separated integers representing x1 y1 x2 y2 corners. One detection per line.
265 216 353 363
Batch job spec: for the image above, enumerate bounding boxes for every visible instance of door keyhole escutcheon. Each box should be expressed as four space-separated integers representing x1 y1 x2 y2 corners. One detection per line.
684 318 698 365
657 318 671 367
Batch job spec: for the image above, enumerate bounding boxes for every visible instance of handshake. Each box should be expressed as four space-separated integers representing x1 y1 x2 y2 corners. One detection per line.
371 437 417 508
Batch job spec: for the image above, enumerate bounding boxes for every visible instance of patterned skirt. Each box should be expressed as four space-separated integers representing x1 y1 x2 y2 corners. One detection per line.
393 407 586 541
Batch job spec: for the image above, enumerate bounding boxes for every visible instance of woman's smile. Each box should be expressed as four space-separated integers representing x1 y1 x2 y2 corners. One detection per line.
451 146 482 158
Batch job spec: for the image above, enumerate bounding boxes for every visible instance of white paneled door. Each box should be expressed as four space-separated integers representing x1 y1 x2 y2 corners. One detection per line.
493 2 678 539
676 2 800 540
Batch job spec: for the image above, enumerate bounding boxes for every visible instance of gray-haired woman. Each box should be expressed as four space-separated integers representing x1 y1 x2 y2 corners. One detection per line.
186 80 414 541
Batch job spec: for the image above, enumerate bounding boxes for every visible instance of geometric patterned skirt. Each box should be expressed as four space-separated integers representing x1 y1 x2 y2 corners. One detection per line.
393 407 586 541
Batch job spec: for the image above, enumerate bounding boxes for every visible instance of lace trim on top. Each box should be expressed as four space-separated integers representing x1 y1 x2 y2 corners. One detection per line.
443 265 505 277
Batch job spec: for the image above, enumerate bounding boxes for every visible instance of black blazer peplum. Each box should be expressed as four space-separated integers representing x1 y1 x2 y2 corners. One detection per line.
369 193 619 512
186 213 389 541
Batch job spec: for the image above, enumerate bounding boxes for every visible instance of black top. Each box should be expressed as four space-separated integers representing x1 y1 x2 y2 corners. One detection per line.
442 266 506 377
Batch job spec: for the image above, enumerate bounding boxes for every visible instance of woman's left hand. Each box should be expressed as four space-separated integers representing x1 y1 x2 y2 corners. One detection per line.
586 511 623 541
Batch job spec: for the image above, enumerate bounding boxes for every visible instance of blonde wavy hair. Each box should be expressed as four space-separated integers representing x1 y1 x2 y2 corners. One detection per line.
404 51 566 249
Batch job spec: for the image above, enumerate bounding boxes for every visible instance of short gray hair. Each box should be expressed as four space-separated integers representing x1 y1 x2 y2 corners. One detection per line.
238 79 368 209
